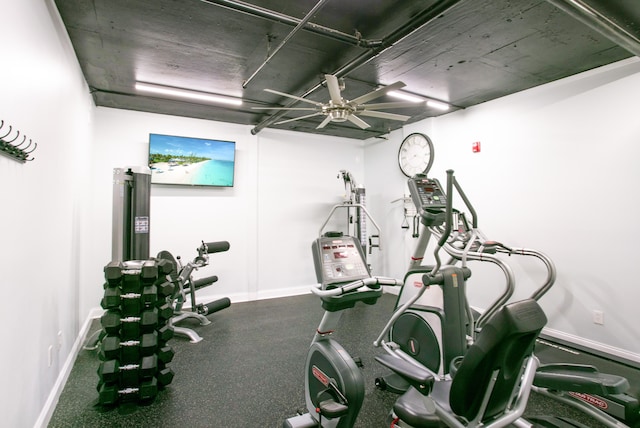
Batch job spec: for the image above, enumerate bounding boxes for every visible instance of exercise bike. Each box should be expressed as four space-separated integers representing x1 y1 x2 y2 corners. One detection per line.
283 233 400 428
156 240 231 343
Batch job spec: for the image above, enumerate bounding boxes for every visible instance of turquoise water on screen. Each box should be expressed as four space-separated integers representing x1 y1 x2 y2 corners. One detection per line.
193 160 234 186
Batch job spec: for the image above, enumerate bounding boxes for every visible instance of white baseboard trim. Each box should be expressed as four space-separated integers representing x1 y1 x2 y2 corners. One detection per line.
541 327 640 366
468 305 640 365
34 313 97 428
185 285 313 307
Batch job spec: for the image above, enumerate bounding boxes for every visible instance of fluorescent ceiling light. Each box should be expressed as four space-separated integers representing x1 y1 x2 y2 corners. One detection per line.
135 82 242 106
388 89 451 111
426 100 450 111
387 90 424 103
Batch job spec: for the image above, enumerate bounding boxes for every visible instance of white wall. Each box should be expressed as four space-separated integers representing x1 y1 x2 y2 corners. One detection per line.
85 108 365 316
4 2 639 426
365 57 640 359
0 1 95 427
255 130 365 298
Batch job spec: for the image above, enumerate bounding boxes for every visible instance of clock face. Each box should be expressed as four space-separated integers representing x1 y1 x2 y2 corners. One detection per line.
398 133 434 177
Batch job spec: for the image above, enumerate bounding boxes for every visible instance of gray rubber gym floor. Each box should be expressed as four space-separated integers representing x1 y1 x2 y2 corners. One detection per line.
49 293 614 427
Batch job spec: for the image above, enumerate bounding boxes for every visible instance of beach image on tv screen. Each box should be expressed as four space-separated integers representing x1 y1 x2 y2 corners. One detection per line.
148 133 235 187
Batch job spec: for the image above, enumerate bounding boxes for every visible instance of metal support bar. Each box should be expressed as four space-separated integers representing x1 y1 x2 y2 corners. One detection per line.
242 0 330 88
545 0 640 57
199 0 370 47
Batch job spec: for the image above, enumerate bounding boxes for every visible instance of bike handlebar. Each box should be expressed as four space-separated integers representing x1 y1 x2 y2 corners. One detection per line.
311 277 401 297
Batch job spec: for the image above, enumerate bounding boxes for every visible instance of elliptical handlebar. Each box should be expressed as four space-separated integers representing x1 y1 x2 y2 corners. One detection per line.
427 169 455 278
505 247 557 301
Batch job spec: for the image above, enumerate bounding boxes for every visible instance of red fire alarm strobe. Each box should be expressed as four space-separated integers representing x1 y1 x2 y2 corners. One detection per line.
472 141 481 153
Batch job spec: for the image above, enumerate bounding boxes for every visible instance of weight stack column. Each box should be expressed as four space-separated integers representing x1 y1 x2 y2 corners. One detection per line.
96 258 176 406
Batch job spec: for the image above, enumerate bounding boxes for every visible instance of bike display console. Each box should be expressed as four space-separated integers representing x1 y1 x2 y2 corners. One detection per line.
312 235 370 287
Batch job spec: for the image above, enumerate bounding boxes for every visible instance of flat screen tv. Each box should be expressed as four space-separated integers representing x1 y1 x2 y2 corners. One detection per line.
148 133 235 187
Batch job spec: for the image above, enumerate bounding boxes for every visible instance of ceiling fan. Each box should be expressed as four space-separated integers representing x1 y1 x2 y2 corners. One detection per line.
252 74 420 130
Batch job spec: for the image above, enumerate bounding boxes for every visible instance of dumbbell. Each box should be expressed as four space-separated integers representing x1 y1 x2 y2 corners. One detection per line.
98 377 158 405
157 280 175 298
103 261 123 285
156 302 174 321
103 324 174 348
98 355 158 385
157 366 175 387
157 324 174 343
155 258 174 276
101 309 159 338
121 287 160 315
99 333 160 362
157 345 174 364
121 271 143 294
140 260 159 282
101 287 121 310
101 285 159 312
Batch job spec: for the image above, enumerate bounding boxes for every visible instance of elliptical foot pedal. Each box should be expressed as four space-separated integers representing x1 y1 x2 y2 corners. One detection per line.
375 373 410 394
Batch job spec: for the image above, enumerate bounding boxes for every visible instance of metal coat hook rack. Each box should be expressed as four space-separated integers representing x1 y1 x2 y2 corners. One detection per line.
0 120 37 163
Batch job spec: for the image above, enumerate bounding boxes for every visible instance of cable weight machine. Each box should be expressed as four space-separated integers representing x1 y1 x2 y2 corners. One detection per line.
318 170 381 268
112 166 152 262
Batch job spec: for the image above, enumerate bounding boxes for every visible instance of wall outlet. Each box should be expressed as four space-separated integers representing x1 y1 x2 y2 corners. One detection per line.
593 310 604 325
57 331 63 349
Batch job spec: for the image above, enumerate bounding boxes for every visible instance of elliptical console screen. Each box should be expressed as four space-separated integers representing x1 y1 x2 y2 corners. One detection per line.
312 236 370 286
407 175 448 226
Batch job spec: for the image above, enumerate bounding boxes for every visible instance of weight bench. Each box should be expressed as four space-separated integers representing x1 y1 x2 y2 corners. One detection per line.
157 242 230 343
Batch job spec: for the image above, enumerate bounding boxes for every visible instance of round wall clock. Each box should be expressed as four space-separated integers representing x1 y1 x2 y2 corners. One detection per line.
398 133 434 177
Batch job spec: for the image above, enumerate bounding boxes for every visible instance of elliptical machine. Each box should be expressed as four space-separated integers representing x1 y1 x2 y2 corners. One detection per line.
377 170 635 427
284 233 400 428
375 170 560 392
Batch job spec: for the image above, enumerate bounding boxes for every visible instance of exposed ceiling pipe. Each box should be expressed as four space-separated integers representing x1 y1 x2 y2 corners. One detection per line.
242 0 330 88
198 0 379 48
545 0 640 57
250 0 465 136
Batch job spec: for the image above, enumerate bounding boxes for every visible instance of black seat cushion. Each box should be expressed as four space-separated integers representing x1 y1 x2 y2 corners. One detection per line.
449 299 547 421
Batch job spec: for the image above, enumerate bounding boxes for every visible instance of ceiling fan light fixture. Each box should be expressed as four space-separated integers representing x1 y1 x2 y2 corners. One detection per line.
135 82 243 106
329 109 349 122
426 100 450 111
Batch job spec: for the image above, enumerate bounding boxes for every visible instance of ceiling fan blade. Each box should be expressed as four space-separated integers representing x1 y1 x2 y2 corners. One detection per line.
347 114 371 129
252 107 318 111
349 81 406 105
325 74 343 105
316 115 333 129
275 112 323 125
359 110 410 121
359 101 420 110
264 88 323 106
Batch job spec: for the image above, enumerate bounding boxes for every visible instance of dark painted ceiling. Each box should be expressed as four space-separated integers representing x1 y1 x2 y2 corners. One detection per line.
54 0 639 140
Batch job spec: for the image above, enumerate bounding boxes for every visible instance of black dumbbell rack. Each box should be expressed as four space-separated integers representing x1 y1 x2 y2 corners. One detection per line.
96 258 176 406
